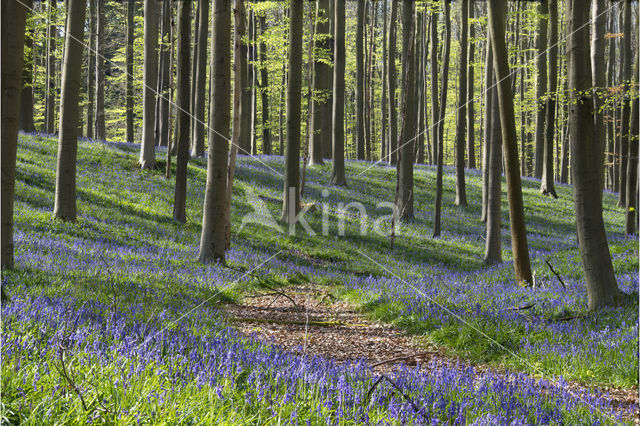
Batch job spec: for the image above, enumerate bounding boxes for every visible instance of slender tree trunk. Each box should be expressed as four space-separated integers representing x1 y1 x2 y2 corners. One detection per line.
481 36 493 223
606 7 616 192
173 0 191 223
397 0 415 220
590 0 607 194
53 0 86 221
46 0 58 134
237 0 250 155
415 10 425 164
126 0 136 142
355 0 365 160
433 1 451 237
278 8 288 156
466 0 476 169
140 0 158 168
625 51 638 235
157 0 170 147
619 0 632 206
1 0 32 268
484 77 502 264
198 0 231 263
487 0 533 286
95 0 106 141
281 0 303 223
567 0 620 309
259 15 271 155
330 0 347 185
429 6 439 170
381 0 388 163
19 21 35 132
387 0 398 165
309 0 331 165
191 0 209 156
533 0 548 179
249 10 257 155
364 1 374 162
324 0 335 160
541 0 558 197
86 0 95 138
455 0 468 206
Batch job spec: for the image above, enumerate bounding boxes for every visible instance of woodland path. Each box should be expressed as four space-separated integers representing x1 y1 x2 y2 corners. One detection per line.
223 283 639 421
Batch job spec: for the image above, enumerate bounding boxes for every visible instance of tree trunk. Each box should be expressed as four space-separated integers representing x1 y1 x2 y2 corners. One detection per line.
309 0 331 165
533 0 548 179
455 0 468 206
173 0 191 223
249 10 257 155
86 0 95 138
381 0 388 163
53 0 86 221
19 20 34 132
619 0 632 206
625 51 638 235
1 0 32 268
259 15 271 155
191 0 209 157
481 36 493 223
429 6 439 170
330 0 347 186
355 0 365 160
566 0 620 310
541 0 558 197
126 0 136 142
433 1 451 237
46 0 58 134
157 0 170 147
487 0 533 286
140 0 158 168
237 0 250 155
484 77 502 265
95 0 106 141
466 0 475 170
415 10 425 164
387 0 398 165
397 0 415 220
198 0 231 264
606 6 616 192
281 0 303 223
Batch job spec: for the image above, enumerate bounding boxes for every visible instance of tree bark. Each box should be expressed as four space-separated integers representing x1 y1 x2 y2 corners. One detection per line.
53 0 86 222
381 0 388 163
397 0 415 220
237 0 250 155
86 0 95 138
46 0 58 134
355 0 365 160
173 0 191 223
191 0 209 157
330 0 347 186
533 0 548 179
566 0 620 310
157 0 170 147
387 0 398 165
429 6 439 170
541 0 558 197
95 0 106 141
619 0 632 206
19 20 35 133
466 0 475 170
481 36 494 223
309 0 331 165
625 50 638 235
1 0 32 268
126 0 136 142
484 77 502 265
198 0 231 263
281 0 303 223
140 0 158 168
433 1 451 237
259 15 271 155
487 0 533 286
455 0 468 206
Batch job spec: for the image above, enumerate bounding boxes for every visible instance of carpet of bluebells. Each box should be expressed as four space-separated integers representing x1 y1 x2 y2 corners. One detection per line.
1 132 638 424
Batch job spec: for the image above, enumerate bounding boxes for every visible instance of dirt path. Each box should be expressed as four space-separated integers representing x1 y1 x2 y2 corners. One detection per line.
223 283 639 420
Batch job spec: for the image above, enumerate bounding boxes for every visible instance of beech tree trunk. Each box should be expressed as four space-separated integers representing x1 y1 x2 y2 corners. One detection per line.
140 0 158 168
1 0 32 269
46 0 58 134
19 21 34 133
281 0 303 223
259 15 271 155
53 0 86 222
238 0 250 155
429 6 439 170
86 0 95 138
481 36 494 223
455 0 468 206
355 0 365 160
309 0 331 165
126 0 135 142
566 0 620 310
625 51 638 235
397 0 415 220
541 0 558 197
466 0 475 170
619 0 631 206
95 0 106 141
487 0 533 286
387 0 398 165
330 0 347 186
381 0 388 162
484 77 502 265
157 0 170 147
533 0 548 179
198 0 231 264
173 0 191 223
433 1 451 237
191 0 209 157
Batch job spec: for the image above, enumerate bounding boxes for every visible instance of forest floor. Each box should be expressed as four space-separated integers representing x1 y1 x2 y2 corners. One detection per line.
3 132 638 424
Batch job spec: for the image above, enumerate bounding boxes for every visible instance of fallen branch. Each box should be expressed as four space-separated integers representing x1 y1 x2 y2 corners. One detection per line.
549 314 588 322
544 259 567 289
256 277 302 312
369 351 438 368
229 317 366 327
380 374 429 420
506 303 535 311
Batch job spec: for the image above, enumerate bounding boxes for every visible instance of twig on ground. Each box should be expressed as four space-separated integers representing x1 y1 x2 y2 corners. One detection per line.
229 317 365 327
369 351 438 368
256 277 302 312
366 376 385 404
544 259 567 289
380 374 429 420
506 303 535 311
